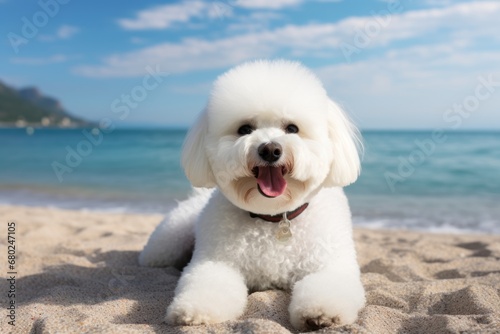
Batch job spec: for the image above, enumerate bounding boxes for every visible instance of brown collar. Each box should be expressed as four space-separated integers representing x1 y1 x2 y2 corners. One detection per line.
249 203 309 223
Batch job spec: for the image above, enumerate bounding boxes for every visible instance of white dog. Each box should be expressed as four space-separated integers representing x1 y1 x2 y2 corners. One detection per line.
139 60 365 331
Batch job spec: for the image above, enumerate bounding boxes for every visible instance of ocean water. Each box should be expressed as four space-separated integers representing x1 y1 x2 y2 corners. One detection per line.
1 128 499 233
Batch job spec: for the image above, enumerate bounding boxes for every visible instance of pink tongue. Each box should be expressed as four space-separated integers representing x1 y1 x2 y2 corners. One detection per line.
256 166 287 197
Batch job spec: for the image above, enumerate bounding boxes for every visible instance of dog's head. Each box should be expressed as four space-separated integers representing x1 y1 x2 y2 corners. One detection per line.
181 60 361 215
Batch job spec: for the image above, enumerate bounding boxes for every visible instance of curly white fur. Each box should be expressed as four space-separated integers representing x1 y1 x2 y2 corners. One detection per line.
139 60 365 331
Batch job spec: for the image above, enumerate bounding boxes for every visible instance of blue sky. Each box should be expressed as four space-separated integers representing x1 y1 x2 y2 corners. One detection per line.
1 0 500 129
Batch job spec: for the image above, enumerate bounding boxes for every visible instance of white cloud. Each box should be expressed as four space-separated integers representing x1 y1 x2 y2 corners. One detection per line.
57 25 80 39
117 0 338 31
320 43 500 93
39 25 80 42
422 0 456 6
313 0 343 3
75 1 500 78
11 54 69 65
234 0 302 9
73 23 339 77
117 1 231 30
315 43 500 129
227 11 283 32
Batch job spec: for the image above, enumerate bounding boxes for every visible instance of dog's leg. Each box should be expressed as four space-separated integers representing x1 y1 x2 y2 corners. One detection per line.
288 263 365 331
138 188 214 268
166 260 248 325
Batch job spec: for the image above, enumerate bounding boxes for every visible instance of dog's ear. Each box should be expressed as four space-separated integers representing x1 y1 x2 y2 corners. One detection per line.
181 110 216 188
324 99 362 187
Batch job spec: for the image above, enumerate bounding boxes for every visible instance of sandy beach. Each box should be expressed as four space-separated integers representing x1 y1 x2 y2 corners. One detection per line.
1 204 499 334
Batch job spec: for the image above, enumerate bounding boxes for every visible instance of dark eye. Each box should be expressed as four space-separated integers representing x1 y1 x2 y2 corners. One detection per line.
285 124 299 134
237 124 254 136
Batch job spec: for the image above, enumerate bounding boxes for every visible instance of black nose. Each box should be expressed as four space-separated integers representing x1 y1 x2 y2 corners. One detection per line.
258 142 282 163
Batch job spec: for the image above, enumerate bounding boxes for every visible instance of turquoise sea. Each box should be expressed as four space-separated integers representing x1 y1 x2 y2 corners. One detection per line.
1 128 499 233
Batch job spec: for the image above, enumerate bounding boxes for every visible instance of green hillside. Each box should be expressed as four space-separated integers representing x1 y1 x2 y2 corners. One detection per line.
0 82 88 127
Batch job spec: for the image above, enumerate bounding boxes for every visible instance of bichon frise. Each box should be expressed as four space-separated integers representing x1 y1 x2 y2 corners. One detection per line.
139 60 365 331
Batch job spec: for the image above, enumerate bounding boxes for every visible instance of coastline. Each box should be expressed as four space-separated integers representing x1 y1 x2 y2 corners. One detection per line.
1 204 499 333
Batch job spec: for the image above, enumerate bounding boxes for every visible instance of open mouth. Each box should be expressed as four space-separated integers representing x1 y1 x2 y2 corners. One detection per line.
252 166 288 198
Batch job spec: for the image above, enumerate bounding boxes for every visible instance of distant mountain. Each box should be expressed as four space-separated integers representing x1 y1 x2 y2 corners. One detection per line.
0 81 89 127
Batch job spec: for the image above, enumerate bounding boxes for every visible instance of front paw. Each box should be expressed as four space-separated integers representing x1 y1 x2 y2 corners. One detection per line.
290 307 343 331
166 289 246 326
165 261 248 326
166 300 215 326
289 272 365 331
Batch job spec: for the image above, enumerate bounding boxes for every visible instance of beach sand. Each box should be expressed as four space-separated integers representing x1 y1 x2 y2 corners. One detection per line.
1 205 499 334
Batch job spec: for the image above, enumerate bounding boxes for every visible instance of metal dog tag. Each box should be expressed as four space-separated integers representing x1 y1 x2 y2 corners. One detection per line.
275 213 292 242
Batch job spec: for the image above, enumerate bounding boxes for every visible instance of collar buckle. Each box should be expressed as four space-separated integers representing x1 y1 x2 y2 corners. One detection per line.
275 212 293 242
